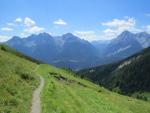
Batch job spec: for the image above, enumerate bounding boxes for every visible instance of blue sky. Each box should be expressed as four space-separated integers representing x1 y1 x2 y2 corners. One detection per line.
0 0 150 41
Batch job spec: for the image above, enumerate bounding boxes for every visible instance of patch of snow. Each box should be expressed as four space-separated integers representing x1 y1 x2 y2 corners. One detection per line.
108 45 131 56
116 45 131 53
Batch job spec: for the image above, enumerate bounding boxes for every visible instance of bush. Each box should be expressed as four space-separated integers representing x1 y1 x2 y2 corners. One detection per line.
112 87 121 94
15 68 35 80
136 94 148 101
20 72 34 80
0 45 7 51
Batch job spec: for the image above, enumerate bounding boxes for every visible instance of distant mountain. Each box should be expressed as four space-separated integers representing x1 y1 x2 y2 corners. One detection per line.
55 33 97 60
135 32 150 48
92 31 150 62
6 33 100 70
78 47 150 95
52 33 101 69
104 31 143 59
6 33 59 62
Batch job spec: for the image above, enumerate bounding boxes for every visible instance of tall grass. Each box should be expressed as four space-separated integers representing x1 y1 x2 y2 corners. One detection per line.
0 46 39 113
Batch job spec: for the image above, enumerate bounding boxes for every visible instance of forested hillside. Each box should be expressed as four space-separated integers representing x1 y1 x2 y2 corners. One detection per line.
78 47 150 99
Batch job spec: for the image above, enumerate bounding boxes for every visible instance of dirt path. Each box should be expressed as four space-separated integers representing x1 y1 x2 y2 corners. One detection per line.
30 76 44 113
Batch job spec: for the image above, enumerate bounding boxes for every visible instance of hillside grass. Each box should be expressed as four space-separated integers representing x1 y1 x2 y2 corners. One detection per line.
0 44 42 64
131 92 150 103
37 64 150 113
0 45 39 113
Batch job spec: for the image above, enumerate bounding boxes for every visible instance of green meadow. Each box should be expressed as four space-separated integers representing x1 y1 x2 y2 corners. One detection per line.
37 64 150 113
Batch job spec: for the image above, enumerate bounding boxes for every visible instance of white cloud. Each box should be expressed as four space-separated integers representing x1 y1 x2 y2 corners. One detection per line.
0 35 10 42
74 31 99 41
53 19 67 25
146 25 150 33
20 33 27 37
145 13 150 17
15 17 22 23
1 17 44 37
24 17 36 27
102 17 136 28
21 17 45 35
7 23 15 26
102 29 118 39
1 27 13 31
24 26 44 34
101 17 140 39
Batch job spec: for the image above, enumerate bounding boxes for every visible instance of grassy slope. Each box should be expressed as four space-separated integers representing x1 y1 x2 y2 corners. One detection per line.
37 64 150 113
131 92 150 103
0 45 39 113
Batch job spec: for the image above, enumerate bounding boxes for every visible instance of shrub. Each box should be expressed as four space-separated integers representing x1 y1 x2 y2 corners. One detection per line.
136 94 148 101
20 72 34 80
15 68 35 80
0 45 7 51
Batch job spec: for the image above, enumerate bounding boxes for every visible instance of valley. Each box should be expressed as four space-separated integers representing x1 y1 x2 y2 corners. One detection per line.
78 47 150 101
0 45 150 113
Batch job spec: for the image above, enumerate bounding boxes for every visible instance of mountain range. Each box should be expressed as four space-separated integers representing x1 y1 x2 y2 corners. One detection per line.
5 31 150 70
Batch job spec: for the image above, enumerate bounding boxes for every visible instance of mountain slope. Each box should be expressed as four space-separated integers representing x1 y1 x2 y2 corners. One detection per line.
78 47 150 96
6 33 59 63
51 33 100 69
104 31 143 60
37 64 150 113
0 45 39 113
135 32 150 48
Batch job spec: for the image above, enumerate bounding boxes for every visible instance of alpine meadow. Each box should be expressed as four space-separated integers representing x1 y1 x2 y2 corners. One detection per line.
0 0 150 113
